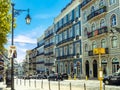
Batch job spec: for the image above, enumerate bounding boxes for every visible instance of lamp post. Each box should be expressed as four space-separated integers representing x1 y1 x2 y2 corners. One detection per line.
11 3 31 90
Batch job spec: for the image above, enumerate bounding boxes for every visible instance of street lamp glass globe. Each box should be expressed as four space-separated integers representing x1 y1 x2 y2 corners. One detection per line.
25 14 31 24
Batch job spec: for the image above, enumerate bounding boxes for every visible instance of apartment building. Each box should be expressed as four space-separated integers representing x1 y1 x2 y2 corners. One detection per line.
44 25 55 75
54 0 82 78
36 35 45 74
81 0 120 79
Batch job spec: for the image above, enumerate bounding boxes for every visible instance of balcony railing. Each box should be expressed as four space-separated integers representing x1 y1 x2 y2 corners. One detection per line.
44 62 54 66
44 33 54 40
87 26 108 38
56 19 74 33
81 0 91 8
56 36 74 46
87 6 107 21
56 54 75 59
88 47 109 56
44 43 54 48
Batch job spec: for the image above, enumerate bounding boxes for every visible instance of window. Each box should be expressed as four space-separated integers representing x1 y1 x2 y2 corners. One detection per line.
64 31 67 39
101 39 106 48
83 11 87 22
75 24 80 36
56 35 58 44
59 19 62 27
111 36 117 48
91 6 95 13
59 33 62 42
69 44 73 54
100 19 105 27
99 0 105 7
92 41 97 49
68 12 72 21
55 48 59 57
111 14 117 26
75 43 80 54
91 23 95 32
69 27 73 38
74 6 79 18
63 16 67 24
109 0 116 5
64 46 67 55
60 48 63 56
84 28 88 37
85 44 88 52
112 58 119 73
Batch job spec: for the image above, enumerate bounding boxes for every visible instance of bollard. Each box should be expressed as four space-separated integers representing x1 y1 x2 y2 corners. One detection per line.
70 82 71 90
16 78 18 85
86 76 88 80
84 83 86 90
29 79 30 86
58 80 60 90
74 74 77 80
41 79 43 88
103 83 105 90
20 79 21 85
34 79 36 88
49 80 51 90
24 79 25 86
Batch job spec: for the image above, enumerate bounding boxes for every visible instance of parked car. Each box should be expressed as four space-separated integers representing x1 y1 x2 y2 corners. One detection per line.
0 75 3 82
48 73 63 81
103 72 120 85
37 74 47 79
62 73 68 79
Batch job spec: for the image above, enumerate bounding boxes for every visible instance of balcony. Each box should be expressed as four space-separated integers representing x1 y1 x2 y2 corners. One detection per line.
88 47 109 56
44 33 54 40
87 6 107 21
88 50 93 56
56 19 74 33
44 62 54 66
36 61 44 64
87 26 108 38
56 54 75 60
44 43 54 48
56 36 74 46
81 0 96 10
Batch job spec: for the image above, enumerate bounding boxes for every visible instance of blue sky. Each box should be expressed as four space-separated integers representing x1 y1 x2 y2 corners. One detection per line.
7 0 71 63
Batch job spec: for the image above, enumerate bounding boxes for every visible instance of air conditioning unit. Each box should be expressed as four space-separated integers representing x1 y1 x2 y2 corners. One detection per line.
73 38 76 41
74 56 76 58
73 21 75 24
79 36 81 39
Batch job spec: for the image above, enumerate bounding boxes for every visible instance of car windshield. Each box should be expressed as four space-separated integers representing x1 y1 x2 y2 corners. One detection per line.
113 72 120 76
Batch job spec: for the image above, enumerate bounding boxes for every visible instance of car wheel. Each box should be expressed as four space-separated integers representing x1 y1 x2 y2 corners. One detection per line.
104 80 109 85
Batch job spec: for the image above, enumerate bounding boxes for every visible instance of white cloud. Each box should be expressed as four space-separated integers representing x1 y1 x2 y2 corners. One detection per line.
14 35 36 44
7 25 46 63
35 13 57 19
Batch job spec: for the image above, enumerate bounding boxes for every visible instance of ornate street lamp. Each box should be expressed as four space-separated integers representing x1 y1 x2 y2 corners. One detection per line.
10 3 31 90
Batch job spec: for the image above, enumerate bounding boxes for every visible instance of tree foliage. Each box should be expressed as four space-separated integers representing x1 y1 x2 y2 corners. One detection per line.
0 0 11 51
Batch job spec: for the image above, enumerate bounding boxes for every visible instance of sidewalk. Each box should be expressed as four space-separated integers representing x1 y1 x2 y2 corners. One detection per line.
0 82 47 90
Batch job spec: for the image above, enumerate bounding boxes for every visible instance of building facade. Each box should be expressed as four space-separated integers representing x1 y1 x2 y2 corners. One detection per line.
81 0 120 79
36 35 45 74
54 0 82 78
44 25 55 75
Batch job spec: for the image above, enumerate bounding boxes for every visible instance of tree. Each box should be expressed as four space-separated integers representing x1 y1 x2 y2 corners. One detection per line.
0 0 11 51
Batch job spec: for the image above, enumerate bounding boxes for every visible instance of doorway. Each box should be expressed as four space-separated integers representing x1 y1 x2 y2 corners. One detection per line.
93 60 97 77
85 60 89 78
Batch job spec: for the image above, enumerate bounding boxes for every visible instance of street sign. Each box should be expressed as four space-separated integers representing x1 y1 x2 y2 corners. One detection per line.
93 48 105 54
8 45 17 58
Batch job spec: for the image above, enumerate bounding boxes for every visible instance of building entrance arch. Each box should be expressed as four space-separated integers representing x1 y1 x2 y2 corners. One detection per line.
93 60 97 77
85 60 89 78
